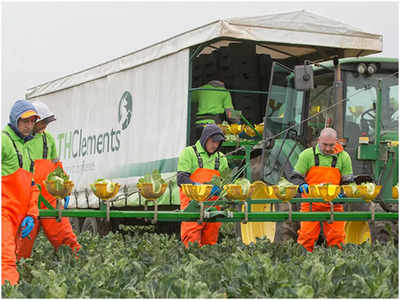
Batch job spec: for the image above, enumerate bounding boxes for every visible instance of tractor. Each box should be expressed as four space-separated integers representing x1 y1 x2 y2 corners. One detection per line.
235 57 398 245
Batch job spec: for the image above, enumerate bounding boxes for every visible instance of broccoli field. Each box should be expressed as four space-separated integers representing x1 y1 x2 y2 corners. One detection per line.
2 223 398 298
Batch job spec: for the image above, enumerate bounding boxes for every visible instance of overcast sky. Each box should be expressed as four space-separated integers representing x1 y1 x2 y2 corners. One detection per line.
1 1 398 126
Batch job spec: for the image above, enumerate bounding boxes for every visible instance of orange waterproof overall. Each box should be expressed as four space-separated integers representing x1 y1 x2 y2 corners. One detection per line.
2 145 39 285
180 168 221 248
297 145 345 252
16 159 80 259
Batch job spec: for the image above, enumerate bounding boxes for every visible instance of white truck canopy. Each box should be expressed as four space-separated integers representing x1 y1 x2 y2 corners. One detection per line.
26 10 382 99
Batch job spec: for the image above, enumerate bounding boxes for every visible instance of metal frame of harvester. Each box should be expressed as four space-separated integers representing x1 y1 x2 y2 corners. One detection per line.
38 52 399 245
31 12 398 243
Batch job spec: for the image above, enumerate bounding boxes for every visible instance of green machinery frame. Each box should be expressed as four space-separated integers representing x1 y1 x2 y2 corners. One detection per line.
38 195 398 224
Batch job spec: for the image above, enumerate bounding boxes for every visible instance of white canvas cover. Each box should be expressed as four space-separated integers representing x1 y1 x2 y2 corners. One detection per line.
34 50 188 207
26 10 382 99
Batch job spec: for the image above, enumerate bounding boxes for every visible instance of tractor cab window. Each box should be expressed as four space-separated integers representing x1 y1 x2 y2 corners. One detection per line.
384 80 398 131
308 71 336 140
265 62 303 138
344 71 399 137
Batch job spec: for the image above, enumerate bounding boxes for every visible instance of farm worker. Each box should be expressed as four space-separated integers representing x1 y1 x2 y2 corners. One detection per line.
290 128 354 252
177 124 229 247
16 101 80 259
191 80 239 141
2 100 40 285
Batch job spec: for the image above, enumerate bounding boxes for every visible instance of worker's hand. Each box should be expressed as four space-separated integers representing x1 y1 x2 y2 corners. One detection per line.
210 185 221 196
21 216 34 238
64 196 70 209
298 183 309 193
337 192 345 199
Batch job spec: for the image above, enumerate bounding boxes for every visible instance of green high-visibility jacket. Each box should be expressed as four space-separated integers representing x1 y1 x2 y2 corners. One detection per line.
2 125 33 176
294 144 353 177
192 84 233 124
26 131 58 161
177 140 229 174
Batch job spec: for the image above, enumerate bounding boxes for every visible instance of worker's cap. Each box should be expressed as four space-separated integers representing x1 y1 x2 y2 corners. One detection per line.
210 133 225 142
9 100 40 127
32 101 56 124
20 109 40 120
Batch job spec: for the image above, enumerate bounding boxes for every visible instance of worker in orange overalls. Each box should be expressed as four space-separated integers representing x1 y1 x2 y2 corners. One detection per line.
290 127 354 252
177 124 229 247
2 100 40 285
16 101 80 259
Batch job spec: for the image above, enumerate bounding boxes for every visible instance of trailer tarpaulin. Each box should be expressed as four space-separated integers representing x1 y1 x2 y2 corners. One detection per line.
26 10 382 100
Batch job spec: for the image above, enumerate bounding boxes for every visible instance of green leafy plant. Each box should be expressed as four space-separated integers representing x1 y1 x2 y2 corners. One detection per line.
208 168 232 189
3 226 398 298
90 179 117 194
47 166 69 181
278 177 296 194
233 177 251 195
137 169 166 193
360 182 377 194
46 166 70 192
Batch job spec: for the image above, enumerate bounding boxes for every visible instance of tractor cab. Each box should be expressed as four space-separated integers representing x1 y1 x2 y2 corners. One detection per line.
262 58 399 189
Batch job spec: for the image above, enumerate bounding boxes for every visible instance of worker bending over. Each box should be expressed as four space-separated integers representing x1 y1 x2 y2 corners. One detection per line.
192 80 239 141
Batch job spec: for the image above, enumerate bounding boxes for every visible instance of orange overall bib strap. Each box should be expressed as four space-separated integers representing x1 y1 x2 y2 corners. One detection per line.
16 141 79 260
1 133 36 285
297 146 345 252
180 147 222 247
180 168 222 248
2 170 35 225
1 131 35 220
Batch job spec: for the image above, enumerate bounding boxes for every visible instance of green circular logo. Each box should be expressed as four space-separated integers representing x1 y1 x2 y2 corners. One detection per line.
118 91 133 130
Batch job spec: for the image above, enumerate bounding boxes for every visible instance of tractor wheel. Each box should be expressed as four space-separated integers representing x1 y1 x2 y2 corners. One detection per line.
369 220 398 244
273 202 300 243
81 217 112 236
369 202 398 244
69 217 82 235
81 217 98 234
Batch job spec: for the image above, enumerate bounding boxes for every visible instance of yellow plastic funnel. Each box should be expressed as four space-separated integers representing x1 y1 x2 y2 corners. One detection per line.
224 184 249 200
181 184 212 202
271 185 298 201
137 183 168 201
229 124 242 135
341 185 359 198
92 182 121 201
318 185 340 202
359 185 382 202
45 180 74 198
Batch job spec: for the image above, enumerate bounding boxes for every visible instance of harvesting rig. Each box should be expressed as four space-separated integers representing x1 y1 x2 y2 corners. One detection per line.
27 11 398 244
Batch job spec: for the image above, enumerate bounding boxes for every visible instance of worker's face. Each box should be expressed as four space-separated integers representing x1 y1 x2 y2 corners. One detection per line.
318 135 337 155
205 138 220 154
34 120 47 134
17 116 37 137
